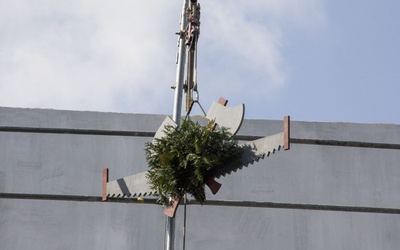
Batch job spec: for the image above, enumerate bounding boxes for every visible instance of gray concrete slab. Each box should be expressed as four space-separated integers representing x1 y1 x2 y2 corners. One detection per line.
1 107 400 250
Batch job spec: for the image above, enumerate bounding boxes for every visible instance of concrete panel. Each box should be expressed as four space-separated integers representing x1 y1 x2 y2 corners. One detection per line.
1 107 400 249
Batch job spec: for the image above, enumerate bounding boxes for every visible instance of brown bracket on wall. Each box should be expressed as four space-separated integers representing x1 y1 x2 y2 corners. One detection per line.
205 175 222 195
102 168 109 201
164 197 181 218
284 115 290 150
218 97 228 106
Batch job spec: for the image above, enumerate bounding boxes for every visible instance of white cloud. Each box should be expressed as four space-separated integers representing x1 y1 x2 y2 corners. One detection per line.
195 1 326 116
0 0 325 116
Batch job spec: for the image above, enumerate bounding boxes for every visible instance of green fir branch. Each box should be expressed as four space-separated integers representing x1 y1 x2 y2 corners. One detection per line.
145 118 241 207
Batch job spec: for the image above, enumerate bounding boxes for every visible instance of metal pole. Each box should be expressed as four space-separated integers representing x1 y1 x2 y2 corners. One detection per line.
2 193 400 215
172 0 189 124
167 1 189 250
182 194 187 250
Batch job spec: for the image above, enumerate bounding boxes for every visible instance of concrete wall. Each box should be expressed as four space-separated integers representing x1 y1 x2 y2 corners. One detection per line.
1 107 399 250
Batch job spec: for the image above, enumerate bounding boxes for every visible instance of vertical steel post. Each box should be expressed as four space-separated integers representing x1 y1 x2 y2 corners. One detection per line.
167 0 189 250
172 0 189 125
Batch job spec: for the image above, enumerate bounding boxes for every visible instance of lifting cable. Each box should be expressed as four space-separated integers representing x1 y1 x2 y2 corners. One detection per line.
182 2 202 248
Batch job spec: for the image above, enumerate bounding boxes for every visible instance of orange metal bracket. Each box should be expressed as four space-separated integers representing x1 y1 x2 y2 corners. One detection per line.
102 168 109 201
164 197 181 218
284 116 290 150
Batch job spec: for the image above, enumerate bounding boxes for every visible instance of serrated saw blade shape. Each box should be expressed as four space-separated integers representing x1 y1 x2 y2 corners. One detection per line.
209 132 285 179
106 171 155 198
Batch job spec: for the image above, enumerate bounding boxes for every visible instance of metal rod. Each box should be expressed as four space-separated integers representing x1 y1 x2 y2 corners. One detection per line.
168 1 190 249
0 126 155 137
183 194 187 250
0 192 158 204
191 199 400 215
1 193 399 215
234 135 400 150
172 0 189 125
290 138 400 150
2 126 399 151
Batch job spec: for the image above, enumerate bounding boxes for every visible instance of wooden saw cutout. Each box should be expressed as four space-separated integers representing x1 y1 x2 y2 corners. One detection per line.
102 97 290 218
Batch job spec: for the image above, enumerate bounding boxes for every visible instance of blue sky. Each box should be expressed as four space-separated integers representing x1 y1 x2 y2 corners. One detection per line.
0 1 399 124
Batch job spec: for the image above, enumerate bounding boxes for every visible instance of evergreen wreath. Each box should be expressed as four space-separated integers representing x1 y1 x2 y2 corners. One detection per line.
145 118 241 207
